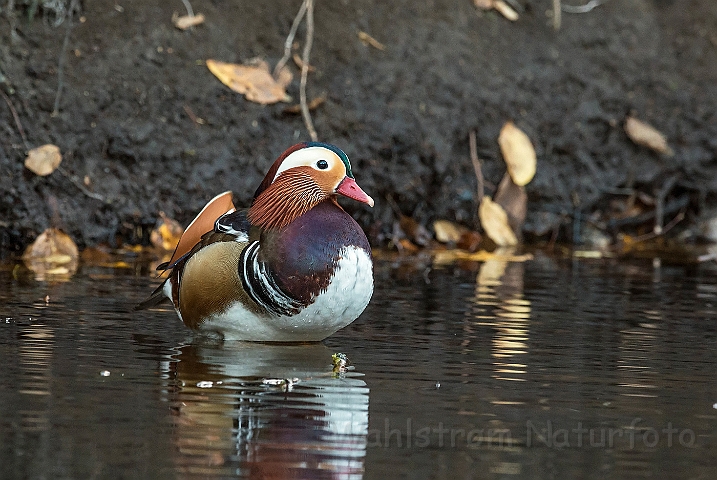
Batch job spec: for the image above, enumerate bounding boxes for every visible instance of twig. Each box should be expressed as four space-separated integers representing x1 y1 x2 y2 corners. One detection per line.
6 0 17 41
53 0 79 116
0 89 29 149
561 0 608 14
300 0 317 141
608 195 689 230
697 251 717 263
468 130 484 203
273 0 308 78
358 31 386 51
58 166 106 202
552 0 561 30
653 174 678 235
292 53 315 72
180 0 194 17
621 210 685 245
385 194 403 217
183 105 205 125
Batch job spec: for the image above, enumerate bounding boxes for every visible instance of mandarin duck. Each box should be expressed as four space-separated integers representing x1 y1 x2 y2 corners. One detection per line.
136 142 374 341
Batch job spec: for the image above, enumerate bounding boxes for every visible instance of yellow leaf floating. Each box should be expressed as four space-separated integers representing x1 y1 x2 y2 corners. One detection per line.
433 248 532 266
624 116 674 156
498 121 536 187
206 59 292 105
25 144 62 176
479 196 518 247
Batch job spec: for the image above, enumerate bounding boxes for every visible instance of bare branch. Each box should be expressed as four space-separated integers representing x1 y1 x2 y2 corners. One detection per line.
274 0 308 78
1 88 29 149
300 0 317 141
469 130 484 203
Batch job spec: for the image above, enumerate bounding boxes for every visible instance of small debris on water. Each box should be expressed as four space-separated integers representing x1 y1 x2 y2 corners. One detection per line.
332 352 353 374
196 381 214 388
100 370 111 377
262 378 299 391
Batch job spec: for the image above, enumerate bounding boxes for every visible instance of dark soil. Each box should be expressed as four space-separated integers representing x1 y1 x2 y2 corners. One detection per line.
1 0 716 254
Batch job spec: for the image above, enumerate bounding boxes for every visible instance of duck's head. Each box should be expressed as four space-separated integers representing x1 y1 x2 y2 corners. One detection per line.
249 142 374 229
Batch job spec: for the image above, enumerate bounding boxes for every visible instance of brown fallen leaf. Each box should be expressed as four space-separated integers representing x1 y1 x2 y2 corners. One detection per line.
22 228 79 280
624 116 674 156
498 121 536 186
172 12 205 30
358 31 386 51
457 230 483 252
479 196 518 246
150 212 184 251
25 144 62 176
206 59 292 104
399 216 432 247
283 95 326 114
493 0 519 21
397 238 421 253
433 220 466 244
493 172 527 235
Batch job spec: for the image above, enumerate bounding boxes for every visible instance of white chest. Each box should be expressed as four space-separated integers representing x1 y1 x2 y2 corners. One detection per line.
202 246 374 341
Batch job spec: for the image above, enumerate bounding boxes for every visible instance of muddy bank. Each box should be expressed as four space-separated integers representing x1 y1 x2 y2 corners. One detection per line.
1 0 716 253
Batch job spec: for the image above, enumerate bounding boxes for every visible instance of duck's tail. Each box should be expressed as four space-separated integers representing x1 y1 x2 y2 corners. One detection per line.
134 280 170 311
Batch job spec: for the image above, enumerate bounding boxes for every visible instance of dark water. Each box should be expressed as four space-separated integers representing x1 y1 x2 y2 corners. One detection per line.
1 252 717 479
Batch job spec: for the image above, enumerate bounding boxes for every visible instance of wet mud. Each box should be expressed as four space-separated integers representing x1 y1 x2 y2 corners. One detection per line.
1 0 715 252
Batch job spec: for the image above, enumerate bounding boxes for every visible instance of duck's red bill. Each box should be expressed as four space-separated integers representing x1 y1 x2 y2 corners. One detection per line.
336 177 374 207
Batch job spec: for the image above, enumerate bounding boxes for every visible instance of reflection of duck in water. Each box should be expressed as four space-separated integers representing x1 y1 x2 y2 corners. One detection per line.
136 142 374 342
167 340 369 479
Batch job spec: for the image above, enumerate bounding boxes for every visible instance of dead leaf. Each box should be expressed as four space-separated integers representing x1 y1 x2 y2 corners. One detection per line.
283 95 326 114
493 0 519 21
457 231 483 252
624 116 674 156
25 144 62 176
398 238 421 253
358 31 386 51
479 196 518 246
172 12 205 30
433 247 532 266
150 212 184 251
493 172 527 235
206 59 292 104
473 0 493 10
22 228 79 280
433 220 466 244
23 228 78 263
399 216 432 247
498 121 536 186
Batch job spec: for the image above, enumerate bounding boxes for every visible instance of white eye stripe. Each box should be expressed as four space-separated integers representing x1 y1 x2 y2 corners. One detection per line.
273 146 341 181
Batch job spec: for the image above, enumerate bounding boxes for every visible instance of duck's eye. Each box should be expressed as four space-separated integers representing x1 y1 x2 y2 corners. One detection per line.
316 159 329 170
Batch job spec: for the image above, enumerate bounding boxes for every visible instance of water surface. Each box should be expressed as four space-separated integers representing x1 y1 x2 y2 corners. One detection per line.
1 253 716 479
